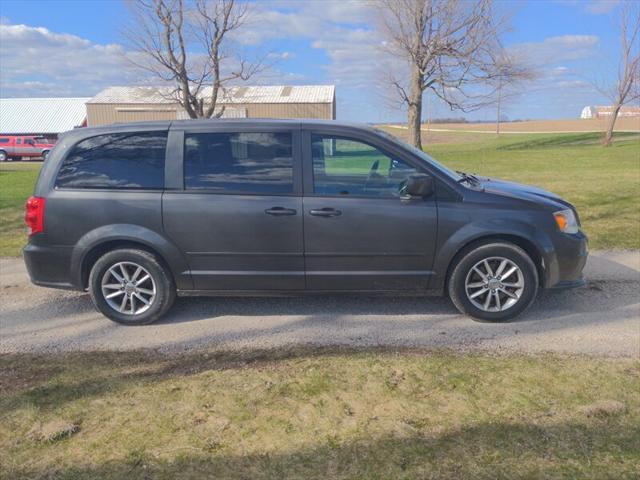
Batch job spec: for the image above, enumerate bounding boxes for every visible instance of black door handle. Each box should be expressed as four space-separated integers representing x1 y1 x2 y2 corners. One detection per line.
309 208 342 217
265 207 297 216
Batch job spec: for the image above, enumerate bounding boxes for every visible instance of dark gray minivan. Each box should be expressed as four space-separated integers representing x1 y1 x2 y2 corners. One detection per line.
24 119 588 324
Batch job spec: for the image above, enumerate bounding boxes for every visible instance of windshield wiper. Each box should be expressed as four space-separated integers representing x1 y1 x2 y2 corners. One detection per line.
456 170 480 185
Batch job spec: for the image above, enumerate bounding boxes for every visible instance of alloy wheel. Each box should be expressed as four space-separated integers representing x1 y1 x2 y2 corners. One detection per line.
101 261 156 315
464 256 525 312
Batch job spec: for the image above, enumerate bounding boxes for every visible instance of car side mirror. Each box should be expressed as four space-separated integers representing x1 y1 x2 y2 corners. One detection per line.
405 174 434 198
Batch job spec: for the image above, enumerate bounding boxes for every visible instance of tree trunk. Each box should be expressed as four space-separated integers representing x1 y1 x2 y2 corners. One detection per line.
603 101 622 146
407 65 423 150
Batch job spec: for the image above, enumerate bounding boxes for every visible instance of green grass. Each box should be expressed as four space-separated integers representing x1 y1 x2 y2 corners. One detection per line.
0 162 40 256
424 132 640 249
1 348 638 479
0 131 638 256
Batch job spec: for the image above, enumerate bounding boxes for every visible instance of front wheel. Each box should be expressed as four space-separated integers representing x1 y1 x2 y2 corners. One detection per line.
88 249 175 325
448 242 539 322
41 150 49 161
0 151 7 162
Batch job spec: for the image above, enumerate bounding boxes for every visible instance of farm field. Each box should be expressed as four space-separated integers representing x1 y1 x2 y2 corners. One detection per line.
385 116 640 133
1 130 639 256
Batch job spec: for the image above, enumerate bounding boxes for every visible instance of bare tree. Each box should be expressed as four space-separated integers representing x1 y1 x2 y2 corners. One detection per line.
375 0 508 149
490 51 537 134
594 4 639 146
126 0 265 119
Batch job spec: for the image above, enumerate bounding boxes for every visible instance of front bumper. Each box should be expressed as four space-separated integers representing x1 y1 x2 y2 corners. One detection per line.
544 230 588 289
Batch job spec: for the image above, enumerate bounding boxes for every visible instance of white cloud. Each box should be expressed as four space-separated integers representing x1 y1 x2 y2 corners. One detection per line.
550 66 569 75
0 23 143 97
585 0 620 14
240 2 384 89
555 79 591 89
241 0 373 45
559 0 620 15
507 35 599 66
267 51 296 60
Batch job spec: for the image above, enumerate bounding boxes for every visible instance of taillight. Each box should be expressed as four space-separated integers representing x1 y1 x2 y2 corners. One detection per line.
25 196 46 236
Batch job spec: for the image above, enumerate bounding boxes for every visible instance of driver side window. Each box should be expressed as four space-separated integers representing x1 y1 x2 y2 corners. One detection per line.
311 134 418 198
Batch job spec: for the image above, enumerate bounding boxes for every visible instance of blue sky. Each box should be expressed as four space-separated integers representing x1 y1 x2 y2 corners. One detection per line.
0 0 633 122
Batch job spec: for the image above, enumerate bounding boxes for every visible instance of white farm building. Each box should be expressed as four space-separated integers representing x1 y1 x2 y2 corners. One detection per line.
581 105 640 119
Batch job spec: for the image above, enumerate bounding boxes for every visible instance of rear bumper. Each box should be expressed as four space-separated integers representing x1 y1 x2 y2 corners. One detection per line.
544 231 588 289
23 242 78 290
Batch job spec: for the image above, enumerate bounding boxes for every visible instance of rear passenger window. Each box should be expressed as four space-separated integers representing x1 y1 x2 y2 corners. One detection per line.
0 138 9 144
56 132 167 189
184 132 293 194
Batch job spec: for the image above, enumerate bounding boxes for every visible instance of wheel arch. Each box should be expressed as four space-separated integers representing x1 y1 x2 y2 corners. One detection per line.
70 224 193 290
443 234 546 292
80 240 174 289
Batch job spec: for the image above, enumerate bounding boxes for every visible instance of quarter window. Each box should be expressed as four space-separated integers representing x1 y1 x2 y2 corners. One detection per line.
56 131 167 189
311 135 418 198
184 132 293 194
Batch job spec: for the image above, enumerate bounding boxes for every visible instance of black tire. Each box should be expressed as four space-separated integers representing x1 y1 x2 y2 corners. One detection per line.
448 242 539 322
0 151 7 162
88 249 175 325
41 150 49 161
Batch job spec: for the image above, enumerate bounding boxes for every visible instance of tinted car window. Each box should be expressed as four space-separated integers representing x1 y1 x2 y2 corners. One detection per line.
56 132 167 189
311 135 418 197
0 138 9 144
184 132 293 194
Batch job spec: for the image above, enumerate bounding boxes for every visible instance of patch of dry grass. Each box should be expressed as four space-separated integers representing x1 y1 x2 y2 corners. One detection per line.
1 348 638 479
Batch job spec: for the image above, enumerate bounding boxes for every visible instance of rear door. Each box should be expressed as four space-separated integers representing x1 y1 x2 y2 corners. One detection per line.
163 124 304 291
302 128 438 291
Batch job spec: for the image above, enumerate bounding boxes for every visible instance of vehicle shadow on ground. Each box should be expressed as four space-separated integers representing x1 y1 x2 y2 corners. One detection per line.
155 253 638 324
160 278 638 327
1 255 637 350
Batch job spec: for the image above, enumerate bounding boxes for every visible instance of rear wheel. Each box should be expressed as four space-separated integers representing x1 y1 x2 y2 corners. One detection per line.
41 150 49 160
88 249 175 325
0 151 7 162
448 242 538 322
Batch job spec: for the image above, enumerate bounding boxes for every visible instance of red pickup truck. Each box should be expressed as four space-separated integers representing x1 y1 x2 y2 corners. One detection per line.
0 136 56 161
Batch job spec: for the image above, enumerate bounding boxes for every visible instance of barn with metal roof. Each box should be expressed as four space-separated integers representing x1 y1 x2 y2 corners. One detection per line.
86 85 336 126
0 97 90 137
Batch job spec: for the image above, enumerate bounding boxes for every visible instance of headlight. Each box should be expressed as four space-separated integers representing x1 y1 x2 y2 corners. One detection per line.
553 209 579 234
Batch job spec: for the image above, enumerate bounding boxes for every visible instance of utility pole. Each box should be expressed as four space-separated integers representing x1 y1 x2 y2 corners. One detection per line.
426 90 432 133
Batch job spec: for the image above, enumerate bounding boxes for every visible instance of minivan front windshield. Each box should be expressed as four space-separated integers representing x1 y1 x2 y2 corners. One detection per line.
372 127 462 181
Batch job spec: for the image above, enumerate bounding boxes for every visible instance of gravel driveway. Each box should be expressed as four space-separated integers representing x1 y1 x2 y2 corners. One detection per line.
1 250 638 357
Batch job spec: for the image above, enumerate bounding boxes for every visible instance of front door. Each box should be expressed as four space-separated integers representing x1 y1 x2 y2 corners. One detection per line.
163 128 304 290
302 131 438 291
